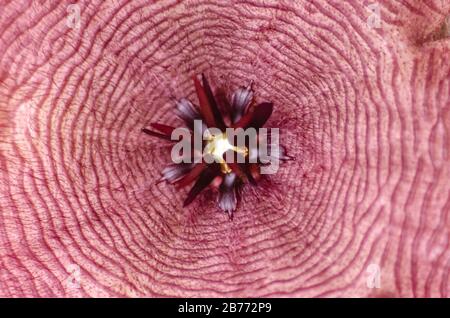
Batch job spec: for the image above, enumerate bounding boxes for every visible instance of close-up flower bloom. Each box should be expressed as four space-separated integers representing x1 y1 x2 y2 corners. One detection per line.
142 74 292 218
0 0 449 302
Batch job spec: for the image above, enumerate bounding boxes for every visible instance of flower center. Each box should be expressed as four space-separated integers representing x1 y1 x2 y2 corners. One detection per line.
205 133 248 174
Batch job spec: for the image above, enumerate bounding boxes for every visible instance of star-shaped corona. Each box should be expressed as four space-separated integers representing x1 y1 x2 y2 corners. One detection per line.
142 74 292 219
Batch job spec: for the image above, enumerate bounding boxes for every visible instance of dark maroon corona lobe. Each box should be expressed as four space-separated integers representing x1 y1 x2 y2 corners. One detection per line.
142 74 292 218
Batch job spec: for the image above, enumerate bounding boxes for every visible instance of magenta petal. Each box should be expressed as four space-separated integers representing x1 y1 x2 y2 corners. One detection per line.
218 191 237 218
193 75 225 130
249 102 273 129
232 102 273 129
201 74 226 130
150 123 176 136
161 163 194 183
183 164 221 207
231 85 253 123
218 173 238 217
175 98 200 127
141 128 173 141
215 87 233 120
221 171 237 189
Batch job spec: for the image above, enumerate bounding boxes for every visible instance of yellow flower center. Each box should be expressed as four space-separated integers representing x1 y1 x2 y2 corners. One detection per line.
205 133 248 173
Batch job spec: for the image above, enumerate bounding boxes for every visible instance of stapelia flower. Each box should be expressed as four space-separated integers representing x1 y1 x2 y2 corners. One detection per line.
142 74 292 219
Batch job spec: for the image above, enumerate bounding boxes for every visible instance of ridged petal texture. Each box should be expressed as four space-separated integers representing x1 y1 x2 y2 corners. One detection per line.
1 0 449 298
